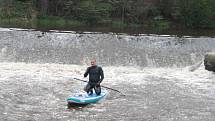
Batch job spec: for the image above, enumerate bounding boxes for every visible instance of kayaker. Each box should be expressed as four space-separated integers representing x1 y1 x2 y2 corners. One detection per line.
84 59 104 95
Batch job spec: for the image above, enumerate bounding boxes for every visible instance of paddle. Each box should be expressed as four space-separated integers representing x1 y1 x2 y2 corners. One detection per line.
73 77 125 96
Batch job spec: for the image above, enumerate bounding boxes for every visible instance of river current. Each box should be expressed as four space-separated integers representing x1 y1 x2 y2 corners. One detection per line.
0 28 215 121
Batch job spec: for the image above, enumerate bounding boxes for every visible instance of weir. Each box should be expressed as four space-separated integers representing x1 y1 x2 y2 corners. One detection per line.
0 28 214 67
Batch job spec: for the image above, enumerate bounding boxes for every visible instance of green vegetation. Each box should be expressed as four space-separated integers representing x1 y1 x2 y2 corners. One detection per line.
145 20 171 30
179 0 215 29
0 0 214 30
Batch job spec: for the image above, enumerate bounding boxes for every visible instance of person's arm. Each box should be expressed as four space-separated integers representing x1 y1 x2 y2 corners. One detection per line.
98 67 104 83
84 67 90 77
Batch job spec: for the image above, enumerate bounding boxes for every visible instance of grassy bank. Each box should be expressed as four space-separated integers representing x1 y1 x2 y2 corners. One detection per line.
1 0 215 30
0 16 171 32
0 16 86 29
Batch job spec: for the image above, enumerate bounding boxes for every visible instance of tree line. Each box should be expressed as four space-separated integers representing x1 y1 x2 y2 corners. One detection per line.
0 0 215 29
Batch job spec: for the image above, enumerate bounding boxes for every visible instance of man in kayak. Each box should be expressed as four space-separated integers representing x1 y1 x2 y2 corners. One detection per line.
84 59 104 95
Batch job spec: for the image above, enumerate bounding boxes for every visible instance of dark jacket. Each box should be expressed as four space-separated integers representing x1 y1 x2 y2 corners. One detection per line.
84 65 104 84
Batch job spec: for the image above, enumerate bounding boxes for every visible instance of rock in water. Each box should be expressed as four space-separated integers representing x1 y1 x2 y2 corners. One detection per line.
204 52 215 72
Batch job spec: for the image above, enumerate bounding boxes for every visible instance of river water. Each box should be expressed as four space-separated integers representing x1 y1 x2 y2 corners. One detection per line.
0 28 215 121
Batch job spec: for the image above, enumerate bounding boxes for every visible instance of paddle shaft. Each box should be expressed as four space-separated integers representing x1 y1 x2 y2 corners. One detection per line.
73 78 125 96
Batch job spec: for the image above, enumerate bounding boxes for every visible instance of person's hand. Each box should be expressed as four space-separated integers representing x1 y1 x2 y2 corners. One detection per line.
96 83 100 87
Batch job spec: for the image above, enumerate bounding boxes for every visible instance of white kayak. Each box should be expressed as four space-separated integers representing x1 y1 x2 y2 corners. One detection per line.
67 90 107 104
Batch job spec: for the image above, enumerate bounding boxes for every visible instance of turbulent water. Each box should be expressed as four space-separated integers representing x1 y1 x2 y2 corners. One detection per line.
0 28 215 121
